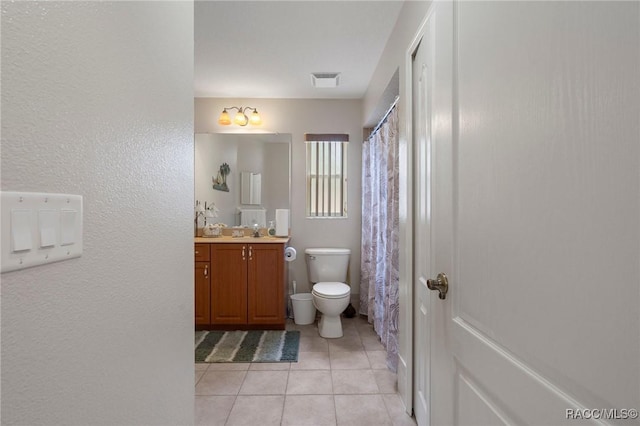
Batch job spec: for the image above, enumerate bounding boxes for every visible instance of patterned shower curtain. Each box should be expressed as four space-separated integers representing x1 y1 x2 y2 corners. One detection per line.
359 105 400 372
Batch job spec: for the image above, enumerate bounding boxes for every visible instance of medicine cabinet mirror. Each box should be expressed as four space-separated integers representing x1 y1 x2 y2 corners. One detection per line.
195 133 291 227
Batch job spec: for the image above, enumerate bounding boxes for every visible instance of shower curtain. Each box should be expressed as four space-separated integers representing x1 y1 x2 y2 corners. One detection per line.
360 105 399 372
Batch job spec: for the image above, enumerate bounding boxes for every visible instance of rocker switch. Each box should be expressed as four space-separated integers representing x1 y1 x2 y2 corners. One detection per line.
39 210 58 248
11 209 33 252
60 209 78 246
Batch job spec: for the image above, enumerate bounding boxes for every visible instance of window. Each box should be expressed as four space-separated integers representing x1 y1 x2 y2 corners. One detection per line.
305 133 348 218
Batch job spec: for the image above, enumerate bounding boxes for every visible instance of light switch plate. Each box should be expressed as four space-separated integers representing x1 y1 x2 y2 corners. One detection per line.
1 191 83 273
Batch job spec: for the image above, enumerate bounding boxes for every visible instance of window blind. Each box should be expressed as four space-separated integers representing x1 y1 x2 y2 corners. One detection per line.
304 134 348 218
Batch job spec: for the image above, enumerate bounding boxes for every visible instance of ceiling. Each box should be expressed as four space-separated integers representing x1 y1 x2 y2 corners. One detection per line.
194 1 404 99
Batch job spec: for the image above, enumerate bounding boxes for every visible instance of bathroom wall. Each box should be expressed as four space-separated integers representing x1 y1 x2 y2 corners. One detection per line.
1 2 194 425
363 1 432 126
360 0 433 412
195 98 363 297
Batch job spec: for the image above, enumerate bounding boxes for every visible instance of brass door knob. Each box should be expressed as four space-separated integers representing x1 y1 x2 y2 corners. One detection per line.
427 273 449 300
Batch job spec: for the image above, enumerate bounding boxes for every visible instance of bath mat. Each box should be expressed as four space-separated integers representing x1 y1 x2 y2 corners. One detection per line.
195 330 300 363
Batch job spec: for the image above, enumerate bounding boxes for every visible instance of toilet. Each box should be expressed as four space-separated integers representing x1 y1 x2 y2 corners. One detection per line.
305 248 351 338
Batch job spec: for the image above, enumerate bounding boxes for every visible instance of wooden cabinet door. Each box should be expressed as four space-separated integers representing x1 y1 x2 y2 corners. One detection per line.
194 244 210 262
247 244 284 325
194 261 210 326
211 244 248 324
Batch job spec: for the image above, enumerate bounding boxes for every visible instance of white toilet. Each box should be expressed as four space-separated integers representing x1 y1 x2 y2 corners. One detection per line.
305 248 351 338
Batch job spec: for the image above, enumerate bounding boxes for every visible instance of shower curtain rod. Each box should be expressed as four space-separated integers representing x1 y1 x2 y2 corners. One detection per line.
367 95 400 141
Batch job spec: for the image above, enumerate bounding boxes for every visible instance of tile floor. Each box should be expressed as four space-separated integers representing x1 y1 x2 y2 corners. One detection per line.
195 315 417 426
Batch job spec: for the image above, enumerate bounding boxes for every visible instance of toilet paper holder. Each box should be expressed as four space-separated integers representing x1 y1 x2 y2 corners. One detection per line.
284 247 297 262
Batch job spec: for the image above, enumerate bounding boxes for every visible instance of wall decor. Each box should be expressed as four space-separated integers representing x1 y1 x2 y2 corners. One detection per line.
212 162 230 192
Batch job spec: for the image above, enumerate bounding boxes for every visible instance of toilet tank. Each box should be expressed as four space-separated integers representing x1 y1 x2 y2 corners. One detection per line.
305 248 351 283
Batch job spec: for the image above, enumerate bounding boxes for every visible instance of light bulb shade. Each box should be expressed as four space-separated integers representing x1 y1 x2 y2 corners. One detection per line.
195 204 205 213
218 110 232 125
249 110 262 125
234 111 248 126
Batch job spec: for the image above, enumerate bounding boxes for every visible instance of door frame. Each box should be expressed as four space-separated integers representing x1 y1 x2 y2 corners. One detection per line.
398 3 436 419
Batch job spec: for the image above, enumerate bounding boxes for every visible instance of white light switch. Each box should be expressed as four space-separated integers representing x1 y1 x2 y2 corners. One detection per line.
39 209 58 248
11 209 33 252
60 210 77 246
2 192 83 273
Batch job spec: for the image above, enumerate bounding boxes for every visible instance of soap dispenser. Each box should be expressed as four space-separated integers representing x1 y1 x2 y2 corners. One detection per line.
268 220 276 236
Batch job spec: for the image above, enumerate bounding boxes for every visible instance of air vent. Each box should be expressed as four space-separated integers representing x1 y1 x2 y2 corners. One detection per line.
311 72 340 88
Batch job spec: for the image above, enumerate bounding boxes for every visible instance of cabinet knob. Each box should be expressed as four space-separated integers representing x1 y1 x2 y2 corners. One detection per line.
204 265 208 277
249 246 253 260
242 246 246 260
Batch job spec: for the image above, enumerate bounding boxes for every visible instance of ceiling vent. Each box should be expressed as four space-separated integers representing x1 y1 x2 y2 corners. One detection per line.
311 72 340 88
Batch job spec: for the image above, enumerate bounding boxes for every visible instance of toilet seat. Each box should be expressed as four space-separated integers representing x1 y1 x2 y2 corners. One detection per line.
312 282 350 299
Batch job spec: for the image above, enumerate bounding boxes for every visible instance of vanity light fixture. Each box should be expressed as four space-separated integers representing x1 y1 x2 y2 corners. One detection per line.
218 106 262 127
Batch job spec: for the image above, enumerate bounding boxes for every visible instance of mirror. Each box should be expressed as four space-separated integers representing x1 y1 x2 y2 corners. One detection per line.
195 133 291 228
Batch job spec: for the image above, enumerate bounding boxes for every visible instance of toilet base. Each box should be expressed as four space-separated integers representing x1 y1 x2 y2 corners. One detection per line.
318 314 343 338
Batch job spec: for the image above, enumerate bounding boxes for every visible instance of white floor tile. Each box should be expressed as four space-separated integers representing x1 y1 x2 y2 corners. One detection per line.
238 370 288 395
193 316 415 425
194 395 235 426
195 370 247 396
332 369 380 394
334 394 392 426
225 395 285 426
287 370 333 395
282 395 337 426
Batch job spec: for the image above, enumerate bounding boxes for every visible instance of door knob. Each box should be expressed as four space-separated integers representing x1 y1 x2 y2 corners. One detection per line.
427 273 449 300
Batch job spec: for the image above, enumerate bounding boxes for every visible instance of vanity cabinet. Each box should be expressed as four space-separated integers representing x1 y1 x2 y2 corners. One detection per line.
195 240 286 330
246 244 285 324
194 244 210 326
210 244 248 324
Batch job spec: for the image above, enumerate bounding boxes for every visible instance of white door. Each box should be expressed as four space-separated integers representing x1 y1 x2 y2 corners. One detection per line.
412 2 455 425
422 2 640 425
412 22 433 426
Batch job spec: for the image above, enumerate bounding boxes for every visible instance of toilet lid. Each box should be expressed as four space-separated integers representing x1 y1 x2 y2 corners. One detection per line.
312 282 350 298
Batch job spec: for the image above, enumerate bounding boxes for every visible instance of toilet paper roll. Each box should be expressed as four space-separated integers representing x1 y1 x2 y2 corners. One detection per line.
284 247 297 262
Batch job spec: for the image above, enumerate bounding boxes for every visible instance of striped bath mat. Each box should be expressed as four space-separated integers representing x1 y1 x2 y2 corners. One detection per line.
195 330 300 363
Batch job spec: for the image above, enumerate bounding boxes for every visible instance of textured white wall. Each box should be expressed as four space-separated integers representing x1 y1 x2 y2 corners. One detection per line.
195 98 362 297
1 2 194 425
363 1 432 127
